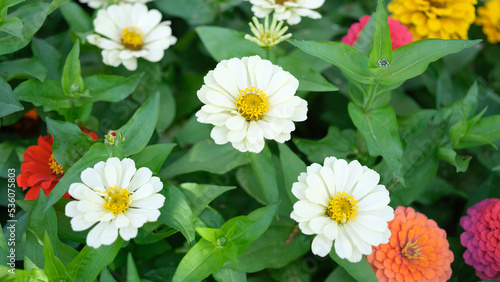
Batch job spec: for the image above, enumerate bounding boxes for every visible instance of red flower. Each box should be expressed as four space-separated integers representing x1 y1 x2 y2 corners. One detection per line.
342 15 413 50
17 130 99 200
460 198 500 280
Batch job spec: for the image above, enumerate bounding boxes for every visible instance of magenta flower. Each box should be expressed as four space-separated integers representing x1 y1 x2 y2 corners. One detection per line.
460 198 500 280
341 15 413 50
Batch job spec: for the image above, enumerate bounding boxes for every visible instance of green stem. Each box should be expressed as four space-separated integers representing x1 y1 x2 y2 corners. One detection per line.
363 81 379 112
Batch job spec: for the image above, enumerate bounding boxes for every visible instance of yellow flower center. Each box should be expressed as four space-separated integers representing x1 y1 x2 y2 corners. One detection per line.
428 0 447 8
327 192 359 225
48 154 64 176
235 87 270 121
276 0 294 4
402 241 421 260
103 185 132 215
121 26 143 51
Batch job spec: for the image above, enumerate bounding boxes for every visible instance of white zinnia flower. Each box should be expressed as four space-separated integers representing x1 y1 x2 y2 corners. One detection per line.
245 15 292 49
87 3 177 71
65 157 165 248
249 0 325 25
79 0 151 9
195 55 307 153
290 157 394 262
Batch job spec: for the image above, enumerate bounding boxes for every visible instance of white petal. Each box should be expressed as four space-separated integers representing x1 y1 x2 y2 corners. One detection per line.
81 168 105 191
311 234 333 257
130 183 155 201
119 224 138 241
334 228 353 260
309 216 331 234
114 213 130 228
292 200 325 219
130 194 165 210
333 159 349 193
351 169 380 200
129 167 153 191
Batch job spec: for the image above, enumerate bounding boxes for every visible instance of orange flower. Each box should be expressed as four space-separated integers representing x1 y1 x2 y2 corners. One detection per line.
366 206 454 282
17 130 99 200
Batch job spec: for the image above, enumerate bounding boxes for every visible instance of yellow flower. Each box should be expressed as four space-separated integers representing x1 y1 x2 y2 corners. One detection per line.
388 0 477 40
476 0 500 43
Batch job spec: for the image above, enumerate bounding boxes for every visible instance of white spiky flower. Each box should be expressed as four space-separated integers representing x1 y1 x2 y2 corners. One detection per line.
248 0 325 25
245 15 292 49
65 157 165 248
290 157 394 262
195 55 307 153
87 3 177 71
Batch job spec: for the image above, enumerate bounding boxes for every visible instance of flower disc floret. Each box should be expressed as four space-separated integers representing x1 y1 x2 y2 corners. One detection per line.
248 0 325 25
367 206 454 282
195 55 307 153
476 0 500 44
290 157 394 261
388 0 477 40
460 198 500 280
87 3 177 71
65 157 166 248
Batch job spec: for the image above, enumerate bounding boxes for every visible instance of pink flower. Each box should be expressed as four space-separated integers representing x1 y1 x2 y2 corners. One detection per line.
341 15 413 50
460 198 500 280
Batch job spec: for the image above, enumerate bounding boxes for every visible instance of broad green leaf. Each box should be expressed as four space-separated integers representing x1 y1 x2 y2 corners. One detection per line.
294 126 356 164
329 250 377 282
236 165 267 205
212 268 247 282
457 114 500 149
59 1 92 32
172 239 226 282
416 177 468 205
158 182 196 244
368 0 392 68
0 0 24 21
222 201 280 254
126 253 140 281
278 143 307 204
46 143 110 209
439 147 471 173
348 103 405 185
325 266 357 282
0 266 48 281
397 109 436 139
156 0 215 25
353 15 375 56
161 141 249 178
99 266 117 282
83 73 143 102
248 145 279 203
0 57 46 82
389 124 445 206
196 26 265 61
156 83 176 132
118 92 160 156
195 227 225 245
14 79 70 114
66 238 123 282
288 40 373 84
225 218 310 273
175 115 211 144
31 38 63 80
46 118 96 170
130 143 176 174
276 55 338 92
0 77 23 118
380 39 481 85
179 183 236 216
25 191 78 270
0 17 23 39
434 81 478 126
61 39 85 96
43 233 69 281
0 223 8 267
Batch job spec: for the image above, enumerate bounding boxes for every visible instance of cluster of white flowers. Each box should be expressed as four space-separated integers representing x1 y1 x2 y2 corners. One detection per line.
86 2 176 71
248 0 325 25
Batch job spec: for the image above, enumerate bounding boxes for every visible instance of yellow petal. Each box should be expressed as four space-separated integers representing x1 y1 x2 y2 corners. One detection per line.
428 18 441 32
411 12 426 25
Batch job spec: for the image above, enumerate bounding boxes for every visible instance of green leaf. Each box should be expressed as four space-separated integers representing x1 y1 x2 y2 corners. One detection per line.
25 191 78 270
156 83 176 132
0 17 23 39
46 117 96 170
212 268 247 282
0 77 23 118
179 183 235 216
0 0 24 21
0 57 46 82
14 79 70 114
329 250 377 282
325 266 357 282
368 0 392 68
161 141 249 178
118 92 160 156
158 183 196 244
46 143 110 209
288 40 373 84
457 114 500 149
248 145 279 203
43 232 69 281
277 143 307 204
31 37 63 80
380 39 481 85
353 15 375 56
130 144 176 174
195 227 225 245
222 201 280 254
439 147 471 172
61 39 85 96
83 73 144 102
126 253 140 281
59 1 92 32
276 56 338 92
0 266 48 281
155 0 215 25
99 266 117 282
293 126 356 164
196 26 265 62
172 239 226 282
348 103 405 185
66 238 123 282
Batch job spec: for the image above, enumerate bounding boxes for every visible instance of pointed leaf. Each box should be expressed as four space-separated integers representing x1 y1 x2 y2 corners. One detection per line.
43 232 69 281
0 77 23 118
130 143 176 174
329 249 378 281
179 183 235 216
369 0 392 67
61 39 84 96
248 145 279 203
